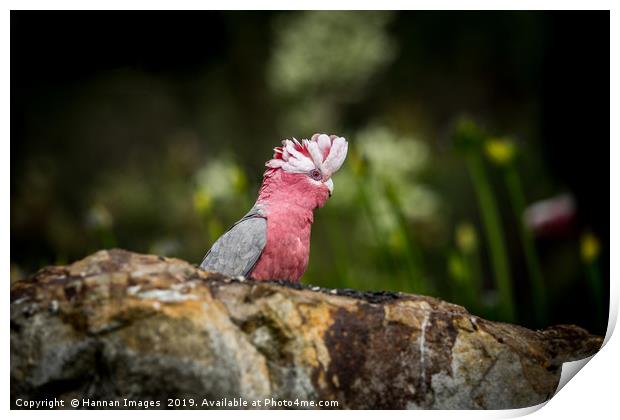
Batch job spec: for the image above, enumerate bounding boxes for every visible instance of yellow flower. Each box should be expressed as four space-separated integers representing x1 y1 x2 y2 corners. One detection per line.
456 222 478 254
485 138 516 165
193 190 212 215
581 232 600 263
448 253 468 282
231 166 248 193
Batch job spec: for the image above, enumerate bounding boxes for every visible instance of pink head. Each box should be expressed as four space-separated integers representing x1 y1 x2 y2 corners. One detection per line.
259 134 348 210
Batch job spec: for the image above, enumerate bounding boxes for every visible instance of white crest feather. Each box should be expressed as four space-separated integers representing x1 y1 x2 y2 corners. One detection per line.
266 134 349 178
322 136 348 176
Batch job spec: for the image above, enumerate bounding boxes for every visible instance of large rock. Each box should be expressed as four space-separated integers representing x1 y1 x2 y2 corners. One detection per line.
11 249 601 409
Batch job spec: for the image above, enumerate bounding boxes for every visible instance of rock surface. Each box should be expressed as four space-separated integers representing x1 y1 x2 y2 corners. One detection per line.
11 249 602 409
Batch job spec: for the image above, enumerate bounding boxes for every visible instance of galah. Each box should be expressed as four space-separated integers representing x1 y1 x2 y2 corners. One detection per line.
200 133 348 282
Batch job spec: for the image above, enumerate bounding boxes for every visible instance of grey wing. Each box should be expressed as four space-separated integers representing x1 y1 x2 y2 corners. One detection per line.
199 213 267 277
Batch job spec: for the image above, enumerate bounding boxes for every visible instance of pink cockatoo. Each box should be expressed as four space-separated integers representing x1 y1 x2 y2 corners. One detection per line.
200 133 348 282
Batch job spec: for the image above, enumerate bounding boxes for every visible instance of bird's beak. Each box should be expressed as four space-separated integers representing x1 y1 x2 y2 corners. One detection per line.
325 178 334 197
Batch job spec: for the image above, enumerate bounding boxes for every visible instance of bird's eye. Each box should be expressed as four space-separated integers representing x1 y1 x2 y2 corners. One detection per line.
309 169 322 180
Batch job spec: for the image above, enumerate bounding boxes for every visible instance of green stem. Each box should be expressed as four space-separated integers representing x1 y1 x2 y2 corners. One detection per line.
97 227 117 249
325 223 353 289
355 177 397 283
504 165 548 325
464 250 483 314
384 181 427 294
469 249 483 297
466 153 515 321
456 251 479 313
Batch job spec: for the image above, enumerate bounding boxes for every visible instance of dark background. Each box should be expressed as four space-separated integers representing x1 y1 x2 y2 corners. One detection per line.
11 11 609 334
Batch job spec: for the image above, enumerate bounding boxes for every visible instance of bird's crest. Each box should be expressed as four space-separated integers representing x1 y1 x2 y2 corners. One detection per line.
266 133 348 178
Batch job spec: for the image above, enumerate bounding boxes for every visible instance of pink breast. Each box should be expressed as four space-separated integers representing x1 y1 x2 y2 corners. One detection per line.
249 212 311 282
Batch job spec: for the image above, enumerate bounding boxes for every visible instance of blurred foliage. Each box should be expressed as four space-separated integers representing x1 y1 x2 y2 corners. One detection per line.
269 11 395 97
269 11 395 133
11 11 608 334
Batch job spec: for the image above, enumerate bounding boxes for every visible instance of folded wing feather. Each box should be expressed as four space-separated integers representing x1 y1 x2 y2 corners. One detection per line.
200 206 267 277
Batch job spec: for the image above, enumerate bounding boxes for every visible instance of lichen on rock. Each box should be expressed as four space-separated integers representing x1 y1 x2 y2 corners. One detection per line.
10 249 602 409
